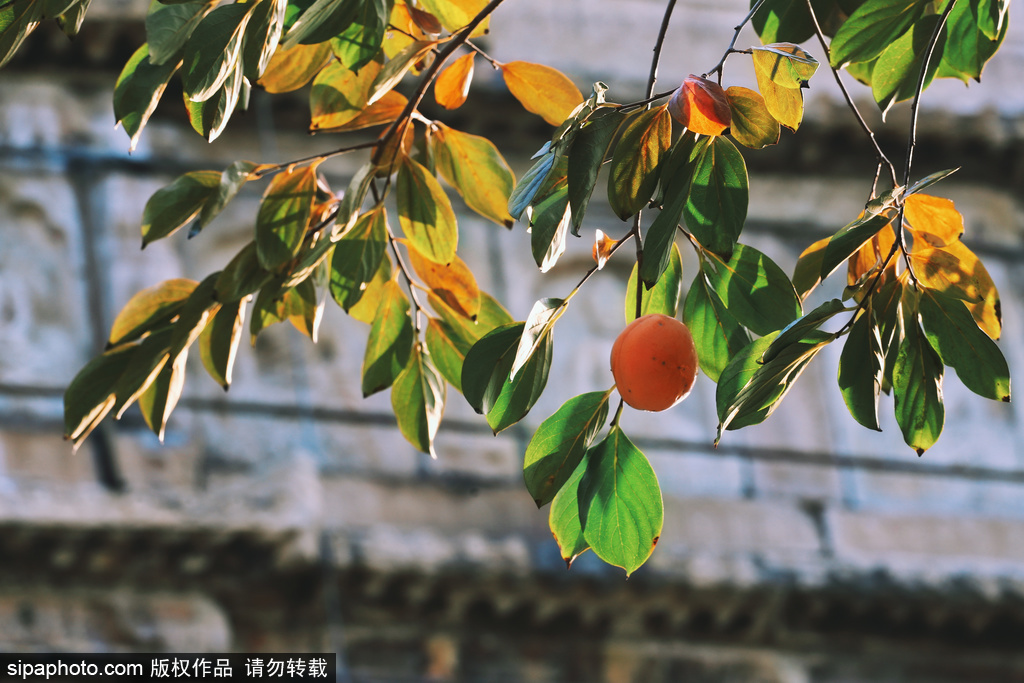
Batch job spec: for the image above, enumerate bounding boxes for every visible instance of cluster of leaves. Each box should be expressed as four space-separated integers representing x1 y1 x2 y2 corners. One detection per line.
11 0 1006 575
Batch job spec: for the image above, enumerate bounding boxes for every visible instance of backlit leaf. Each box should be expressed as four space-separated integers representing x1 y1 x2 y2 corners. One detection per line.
392 344 446 457
362 279 414 396
910 240 1001 338
434 52 474 109
318 89 407 132
430 122 515 227
256 164 318 271
626 243 683 322
501 61 584 126
512 297 566 380
893 319 944 454
847 227 895 293
830 0 926 68
108 279 197 347
348 255 392 324
417 0 490 37
919 287 1010 402
147 0 212 66
196 160 260 235
366 39 435 106
396 154 458 265
529 187 571 273
684 136 748 258
330 0 390 72
241 0 287 80
667 75 731 137
871 15 946 116
114 44 180 152
259 41 332 93
309 58 381 130
751 42 819 88
184 60 245 142
525 390 611 508
407 243 481 319
725 86 781 149
111 329 172 420
425 318 467 392
754 67 803 130
640 135 699 287
706 243 801 336
761 298 846 364
549 458 590 567
283 0 358 47
64 345 135 450
216 242 273 303
198 297 247 389
839 309 885 430
820 212 894 281
683 266 750 383
792 236 831 301
136 347 188 442
936 0 1006 82
0 0 43 70
567 107 626 236
750 0 841 44
141 171 220 246
578 427 663 576
607 105 672 220
181 2 252 102
904 193 963 248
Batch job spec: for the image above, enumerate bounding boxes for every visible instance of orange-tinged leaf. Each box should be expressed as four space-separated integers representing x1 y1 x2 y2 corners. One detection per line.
792 236 830 301
434 52 474 109
725 86 780 149
396 154 458 264
754 67 803 130
259 41 331 94
417 0 490 38
309 59 380 131
384 2 429 59
407 242 481 319
109 279 198 346
501 61 583 126
668 75 731 137
848 227 895 289
367 39 436 106
905 193 964 248
430 122 515 227
592 229 616 269
606 104 672 220
911 240 1001 338
313 90 408 133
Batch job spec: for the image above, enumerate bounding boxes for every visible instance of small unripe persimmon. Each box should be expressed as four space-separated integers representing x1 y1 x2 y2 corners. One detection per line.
610 314 699 411
668 75 732 137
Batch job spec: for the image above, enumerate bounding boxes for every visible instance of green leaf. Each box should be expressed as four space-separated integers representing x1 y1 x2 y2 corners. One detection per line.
607 105 672 220
511 297 566 381
549 457 590 567
567 107 626 236
308 58 381 131
751 42 819 89
529 187 571 273
936 0 1006 82
184 60 245 142
761 298 846 364
417 0 490 37
750 0 840 44
256 164 317 271
626 243 683 322
113 44 180 152
578 427 663 576
137 346 188 442
893 319 944 454
871 15 947 116
683 266 750 383
110 328 173 419
640 135 698 288
508 149 557 221
181 2 252 102
838 309 884 430
428 291 512 348
725 86 781 149
425 318 467 392
166 273 219 362
462 322 552 433
820 212 894 281
906 167 959 196
283 0 357 47
975 0 1009 40
392 344 446 457
63 345 135 451
525 390 611 508
147 0 212 66
141 171 220 247
0 0 43 70
348 253 392 325
362 279 414 397
792 236 831 301
396 155 458 265
329 206 388 311
108 278 197 346
330 0 390 72
367 39 435 106
754 70 804 130
684 136 748 259
919 288 1010 402
431 122 516 228
216 242 273 303
707 243 802 336
241 0 286 80
55 0 90 38
198 297 247 389
830 0 926 68
195 160 259 236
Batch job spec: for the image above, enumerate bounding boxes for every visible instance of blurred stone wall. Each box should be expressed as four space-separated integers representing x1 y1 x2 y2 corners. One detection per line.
0 1 1024 681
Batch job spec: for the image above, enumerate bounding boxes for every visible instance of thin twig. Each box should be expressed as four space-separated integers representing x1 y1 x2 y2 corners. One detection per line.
646 0 680 99
465 40 502 69
895 0 958 286
703 0 768 81
252 140 379 178
804 0 899 190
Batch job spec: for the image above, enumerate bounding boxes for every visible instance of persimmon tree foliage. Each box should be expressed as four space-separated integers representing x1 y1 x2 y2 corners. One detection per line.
1 0 1007 574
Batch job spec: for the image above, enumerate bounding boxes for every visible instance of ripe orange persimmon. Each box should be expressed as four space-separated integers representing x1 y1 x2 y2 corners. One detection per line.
610 314 699 411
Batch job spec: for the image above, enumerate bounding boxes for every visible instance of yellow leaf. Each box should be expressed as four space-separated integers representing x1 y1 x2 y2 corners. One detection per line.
312 90 408 133
911 240 1001 339
309 59 381 130
434 53 474 110
406 242 481 319
754 66 803 130
384 2 429 60
751 43 819 89
430 122 515 227
792 236 830 301
349 256 393 325
396 154 458 264
501 61 583 126
905 193 964 248
592 229 616 269
417 0 490 38
259 42 331 94
848 225 895 293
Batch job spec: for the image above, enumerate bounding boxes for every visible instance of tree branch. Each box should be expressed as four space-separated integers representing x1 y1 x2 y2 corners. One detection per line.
704 0 768 82
646 0 679 99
